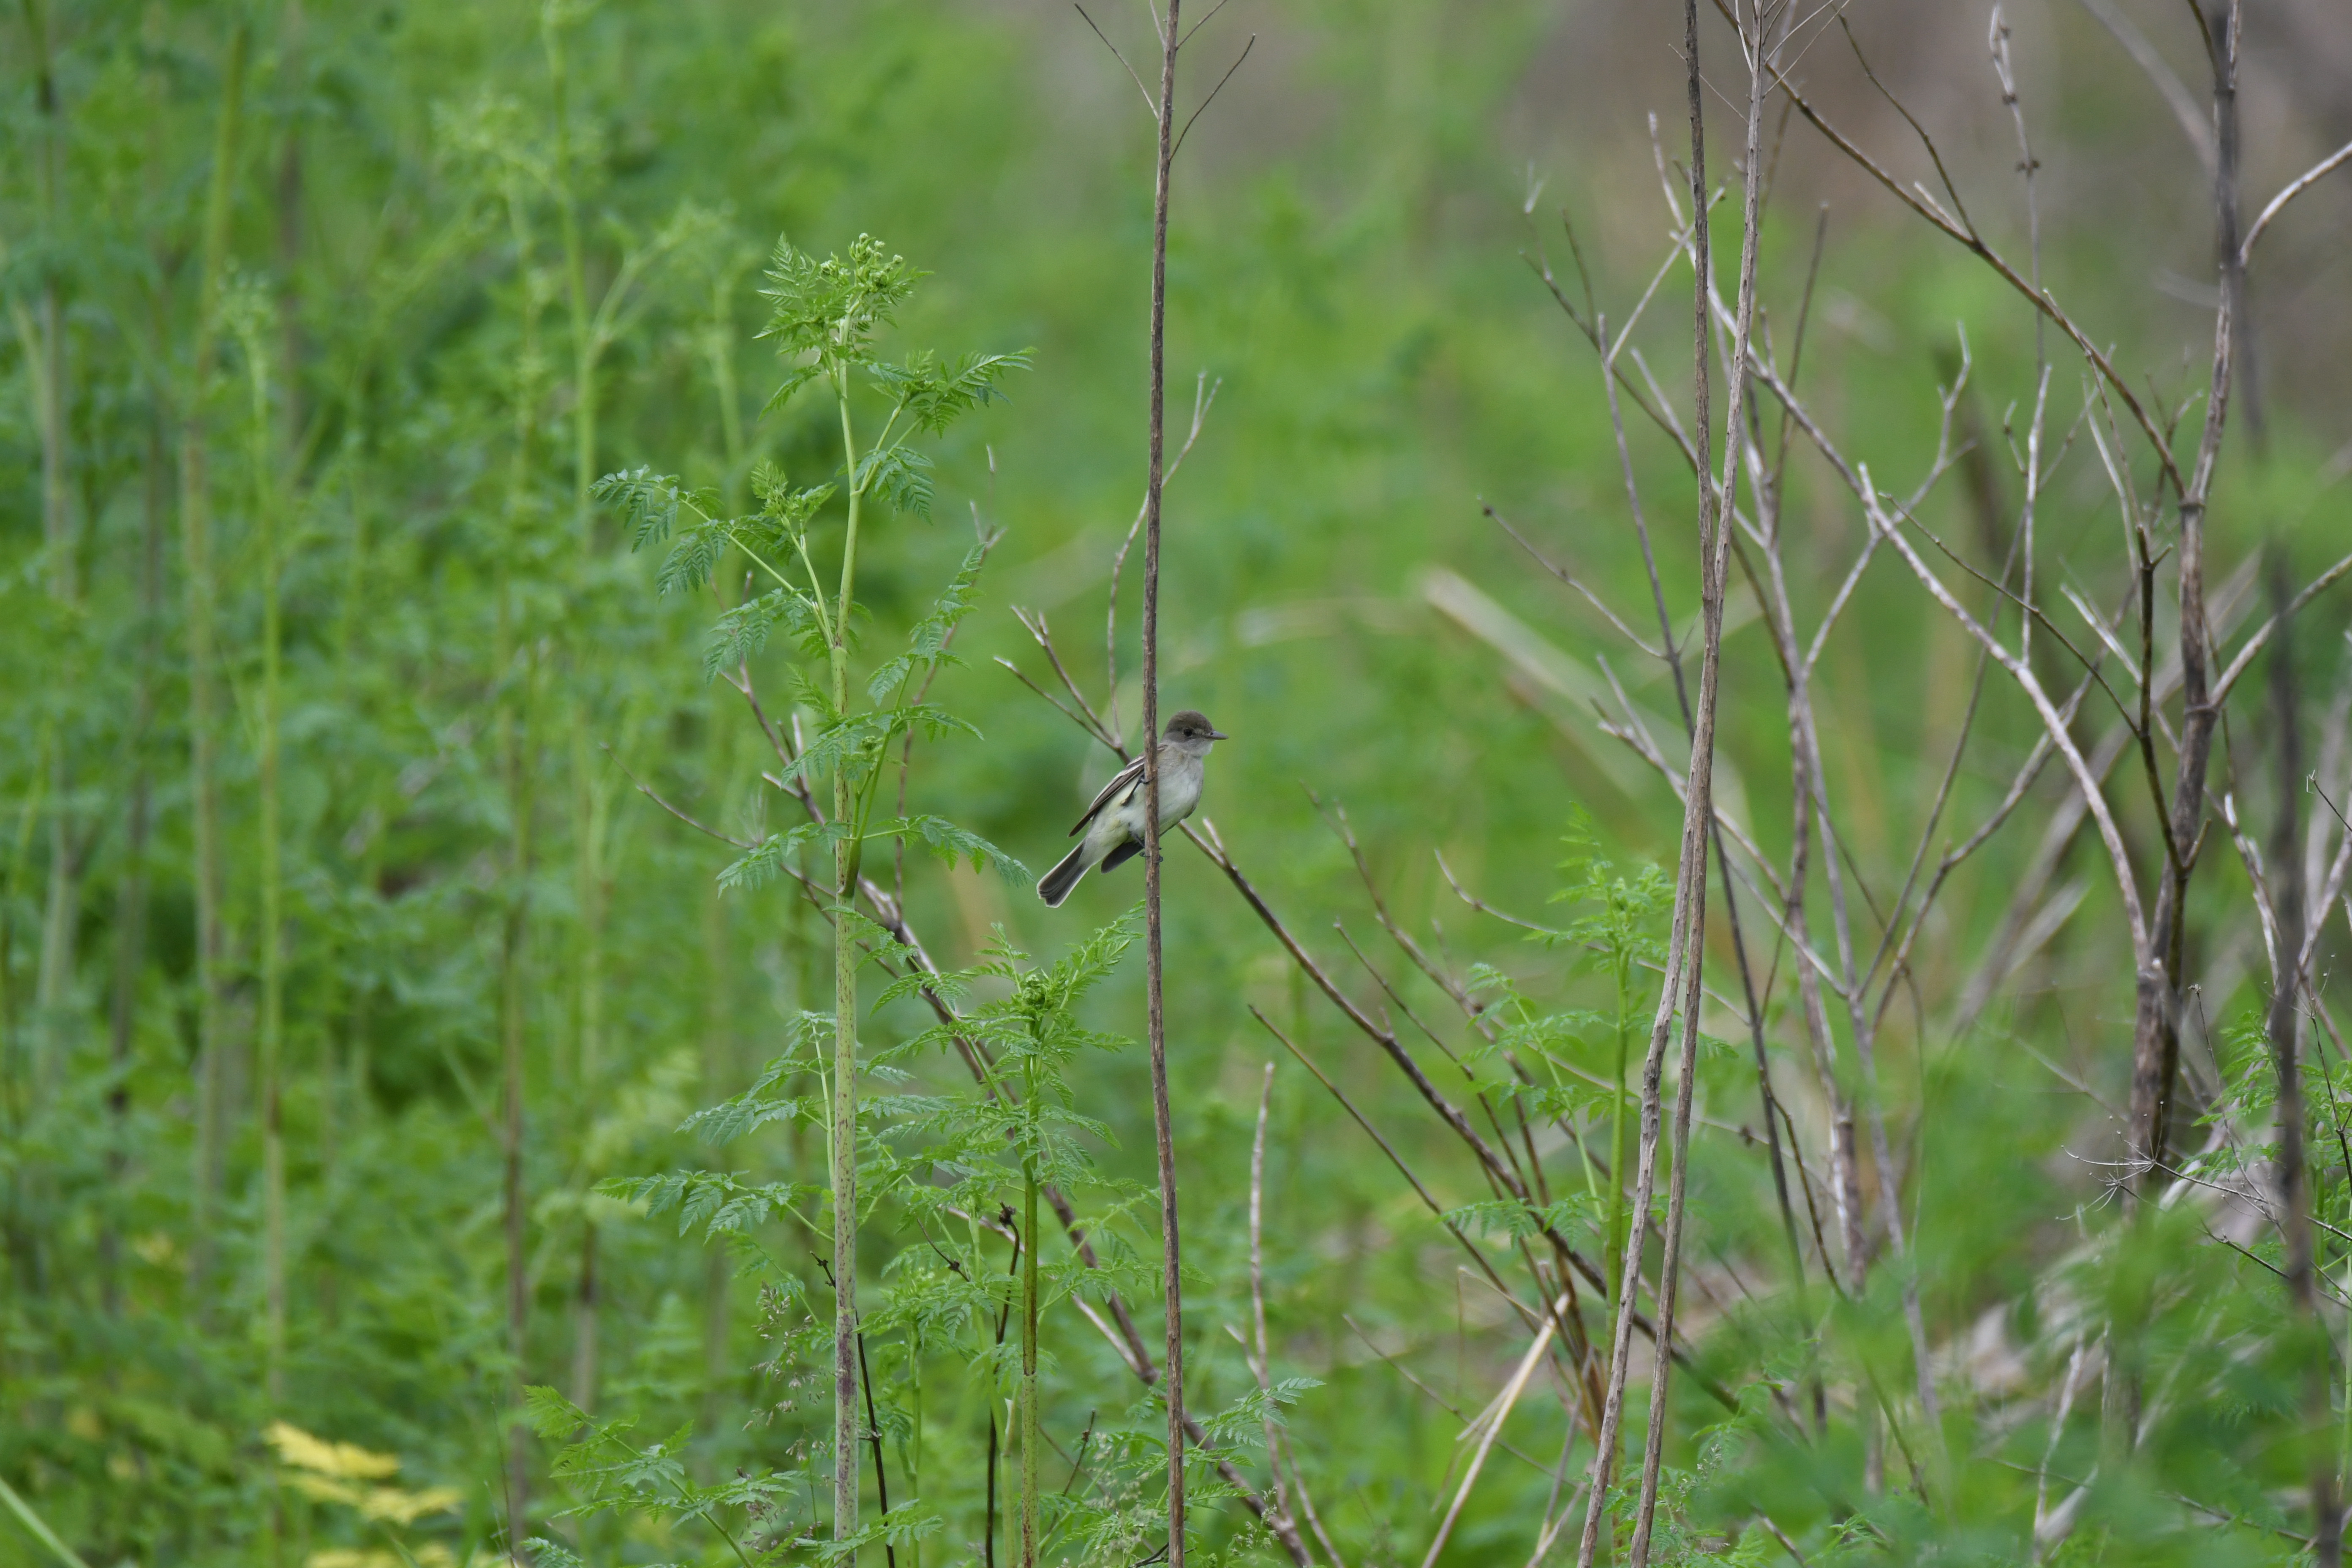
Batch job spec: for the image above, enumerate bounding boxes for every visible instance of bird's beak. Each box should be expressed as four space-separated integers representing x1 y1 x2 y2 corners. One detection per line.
1206 728 1230 741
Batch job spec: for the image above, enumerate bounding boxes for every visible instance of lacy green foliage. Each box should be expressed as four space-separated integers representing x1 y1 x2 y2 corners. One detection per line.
11 3 2351 1564
754 234 1029 518
1541 804 1673 967
1439 1192 1602 1244
524 1386 803 1561
593 912 1186 1563
716 814 1024 893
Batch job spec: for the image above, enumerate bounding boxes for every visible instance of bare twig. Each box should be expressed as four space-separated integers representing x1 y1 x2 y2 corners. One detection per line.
1073 4 1157 118
1172 35 1254 160
2240 139 2352 267
1244 1063 1301 1551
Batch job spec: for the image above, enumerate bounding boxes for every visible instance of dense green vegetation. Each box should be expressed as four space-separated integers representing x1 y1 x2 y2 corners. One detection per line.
5 2 2352 1565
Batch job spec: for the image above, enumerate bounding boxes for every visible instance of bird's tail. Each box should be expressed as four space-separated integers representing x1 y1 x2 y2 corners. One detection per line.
1036 840 1095 907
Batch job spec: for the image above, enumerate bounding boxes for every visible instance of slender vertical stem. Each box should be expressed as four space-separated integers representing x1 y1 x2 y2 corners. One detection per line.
106 320 167 1321
1605 963 1630 1311
26 0 77 1107
910 1331 925 1568
700 743 735 1423
1021 1145 1041 1568
985 1404 1001 1568
1247 1063 1294 1537
1579 0 1771 1558
496 172 547 1530
702 292 748 1434
324 463 371 1332
242 322 288 1415
1141 7 1185 1564
544 9 609 1433
500 637 539 1523
857 1328 898 1568
545 0 595 550
2266 554 2337 1563
2130 0 2240 1195
1626 9 1770 1552
832 370 867 1546
275 0 307 451
182 24 249 1312
985 1225 1020 1568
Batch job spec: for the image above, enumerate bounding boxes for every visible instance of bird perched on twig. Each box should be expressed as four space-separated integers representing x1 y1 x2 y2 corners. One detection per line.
1036 710 1228 907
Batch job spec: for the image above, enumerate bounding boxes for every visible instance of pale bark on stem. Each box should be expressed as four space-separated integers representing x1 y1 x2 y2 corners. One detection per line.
1578 2 1757 1559
1587 204 1808 1373
1745 373 2153 968
2128 0 2240 1191
1141 6 1186 1564
1792 605 1941 1435
1735 387 1869 1310
1625 7 1771 1560
1230 1076 1339 1560
1245 1065 1301 1553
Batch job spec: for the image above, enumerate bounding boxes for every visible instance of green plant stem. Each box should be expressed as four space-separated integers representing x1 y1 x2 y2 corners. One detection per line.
909 1329 924 1568
830 366 866 1547
181 23 248 1312
701 287 748 1439
1020 1144 1041 1568
24 0 76 1110
244 327 287 1414
0 1471 92 1568
1606 958 1630 1315
497 172 546 1529
546 8 608 1432
499 631 539 1526
545 0 593 549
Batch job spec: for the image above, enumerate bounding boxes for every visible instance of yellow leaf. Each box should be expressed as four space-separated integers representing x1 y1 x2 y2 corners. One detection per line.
305 1552 400 1568
266 1421 403 1480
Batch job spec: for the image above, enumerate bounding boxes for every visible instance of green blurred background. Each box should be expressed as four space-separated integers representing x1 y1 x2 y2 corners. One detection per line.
4 0 2351 1562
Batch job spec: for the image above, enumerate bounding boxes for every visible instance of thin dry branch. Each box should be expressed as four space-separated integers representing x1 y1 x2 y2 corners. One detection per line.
1764 58 2183 490
2240 139 2352 266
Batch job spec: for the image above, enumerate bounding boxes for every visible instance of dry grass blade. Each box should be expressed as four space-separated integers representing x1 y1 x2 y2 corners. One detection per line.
1420 1290 1571 1568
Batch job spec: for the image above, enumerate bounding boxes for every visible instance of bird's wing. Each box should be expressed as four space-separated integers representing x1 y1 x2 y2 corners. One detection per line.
1069 755 1147 836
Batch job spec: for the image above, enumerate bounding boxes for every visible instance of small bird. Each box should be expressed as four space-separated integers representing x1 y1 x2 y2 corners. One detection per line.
1036 710 1229 907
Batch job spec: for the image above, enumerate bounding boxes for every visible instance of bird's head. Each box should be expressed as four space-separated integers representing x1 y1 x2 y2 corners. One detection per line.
1163 709 1228 755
